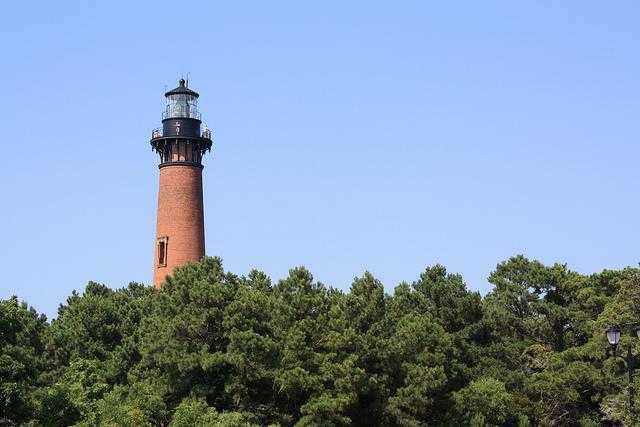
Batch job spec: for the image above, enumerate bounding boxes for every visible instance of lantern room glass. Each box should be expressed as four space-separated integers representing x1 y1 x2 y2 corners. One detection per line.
163 94 201 120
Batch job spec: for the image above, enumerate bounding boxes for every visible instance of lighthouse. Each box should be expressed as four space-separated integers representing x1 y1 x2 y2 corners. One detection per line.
150 79 212 287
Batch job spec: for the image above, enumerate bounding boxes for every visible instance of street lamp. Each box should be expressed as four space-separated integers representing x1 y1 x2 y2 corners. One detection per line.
605 324 639 422
607 326 621 346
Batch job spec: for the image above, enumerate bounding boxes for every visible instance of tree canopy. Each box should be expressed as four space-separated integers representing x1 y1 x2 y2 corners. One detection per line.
1 255 639 426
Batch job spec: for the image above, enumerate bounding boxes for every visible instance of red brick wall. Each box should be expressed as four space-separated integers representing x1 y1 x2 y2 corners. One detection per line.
153 164 205 287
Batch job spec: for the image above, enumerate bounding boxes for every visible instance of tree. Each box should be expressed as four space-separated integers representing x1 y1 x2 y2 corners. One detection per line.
0 297 48 426
5 255 640 425
453 377 512 425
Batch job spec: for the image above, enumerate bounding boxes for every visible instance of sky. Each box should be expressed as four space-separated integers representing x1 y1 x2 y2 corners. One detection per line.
1 1 639 319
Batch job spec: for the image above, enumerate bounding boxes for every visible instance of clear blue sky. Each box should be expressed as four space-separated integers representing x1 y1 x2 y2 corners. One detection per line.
2 1 639 319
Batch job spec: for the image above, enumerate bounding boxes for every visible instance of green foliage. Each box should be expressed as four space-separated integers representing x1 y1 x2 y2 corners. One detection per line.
453 377 512 425
0 297 48 426
3 255 640 425
170 397 259 426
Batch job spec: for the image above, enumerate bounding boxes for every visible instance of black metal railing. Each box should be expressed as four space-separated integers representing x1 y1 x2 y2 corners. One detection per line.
151 128 212 140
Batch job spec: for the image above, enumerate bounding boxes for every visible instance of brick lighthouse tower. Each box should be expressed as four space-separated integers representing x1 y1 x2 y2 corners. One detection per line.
150 79 212 287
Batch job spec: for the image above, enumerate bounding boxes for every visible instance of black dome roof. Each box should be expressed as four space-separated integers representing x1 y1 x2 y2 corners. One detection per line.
165 79 199 98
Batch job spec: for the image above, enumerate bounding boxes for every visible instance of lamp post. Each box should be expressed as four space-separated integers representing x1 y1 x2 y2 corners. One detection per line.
605 325 640 422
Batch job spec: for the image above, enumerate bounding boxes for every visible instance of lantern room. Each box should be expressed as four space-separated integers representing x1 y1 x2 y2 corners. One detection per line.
162 79 201 120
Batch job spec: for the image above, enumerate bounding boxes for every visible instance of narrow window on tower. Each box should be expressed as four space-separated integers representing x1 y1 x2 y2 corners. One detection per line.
157 237 168 267
171 141 177 161
185 141 191 161
179 141 186 161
